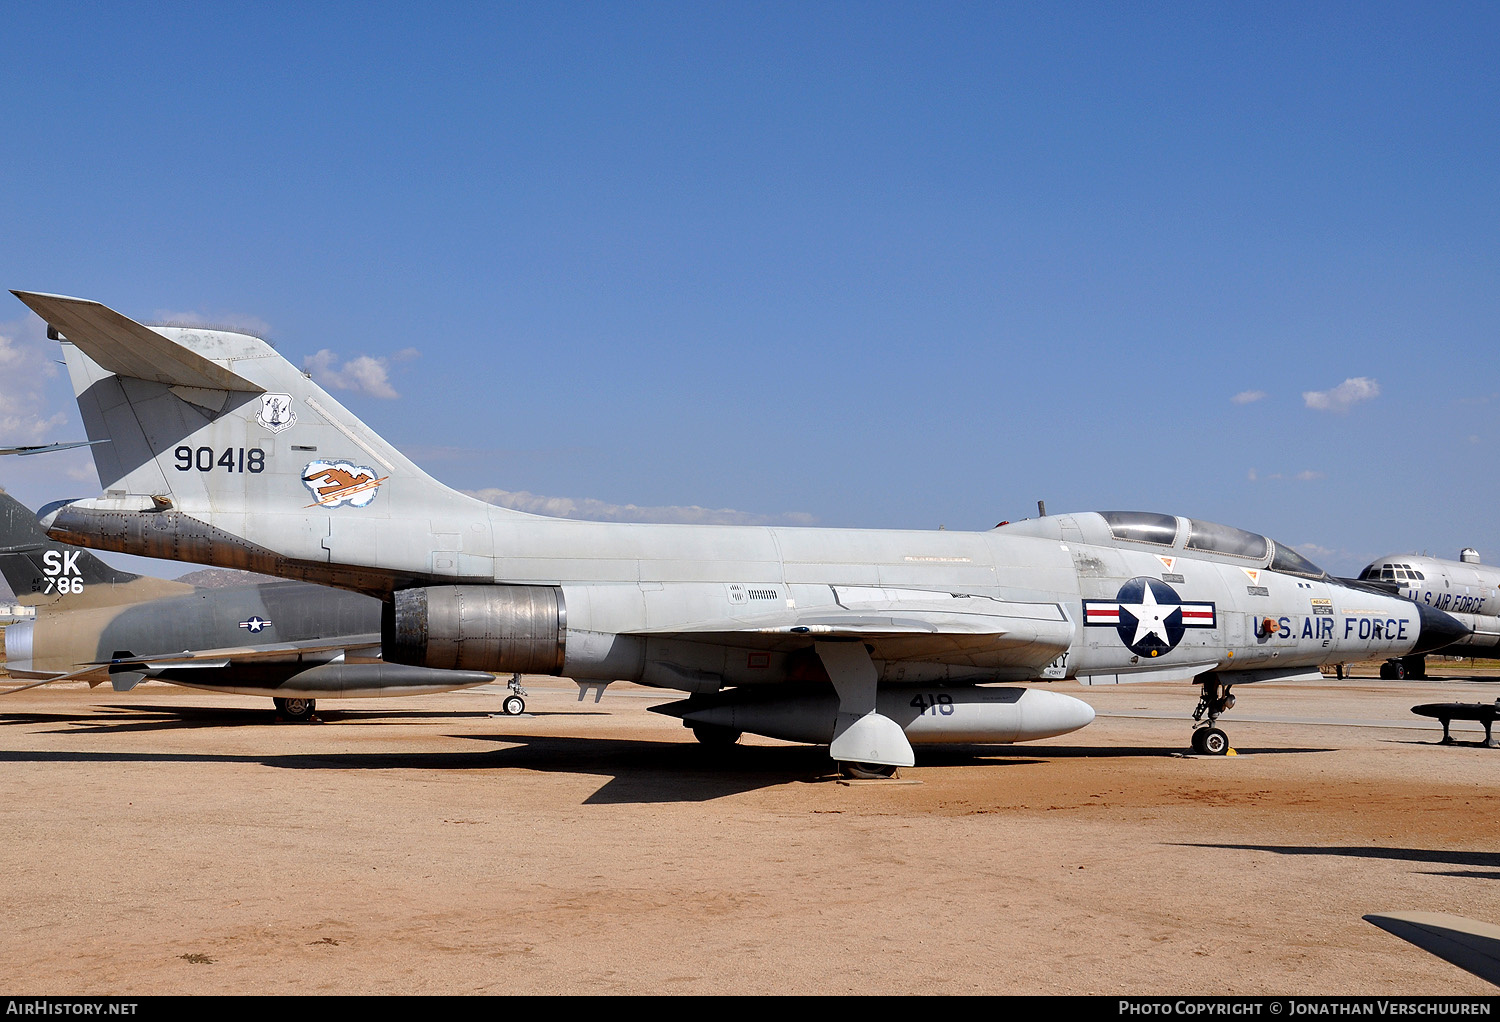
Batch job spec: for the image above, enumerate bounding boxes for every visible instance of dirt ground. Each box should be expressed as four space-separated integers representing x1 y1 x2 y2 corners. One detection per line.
1 665 1497 996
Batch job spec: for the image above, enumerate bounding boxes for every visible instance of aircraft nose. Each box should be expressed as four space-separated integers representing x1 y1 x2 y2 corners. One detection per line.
1411 602 1471 655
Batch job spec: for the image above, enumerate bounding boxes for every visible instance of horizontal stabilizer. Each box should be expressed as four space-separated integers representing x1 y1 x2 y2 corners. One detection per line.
0 439 109 457
11 291 263 393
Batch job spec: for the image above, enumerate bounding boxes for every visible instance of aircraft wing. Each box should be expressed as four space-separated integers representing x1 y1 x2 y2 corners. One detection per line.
1 635 384 692
96 635 383 670
10 290 264 393
0 661 114 694
1365 912 1500 986
621 595 1074 667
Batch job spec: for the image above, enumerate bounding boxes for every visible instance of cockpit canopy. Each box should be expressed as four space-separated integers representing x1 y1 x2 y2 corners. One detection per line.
997 511 1329 580
1357 561 1425 583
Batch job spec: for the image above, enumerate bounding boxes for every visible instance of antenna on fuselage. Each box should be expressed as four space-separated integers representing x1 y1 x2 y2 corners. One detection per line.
1038 500 1047 517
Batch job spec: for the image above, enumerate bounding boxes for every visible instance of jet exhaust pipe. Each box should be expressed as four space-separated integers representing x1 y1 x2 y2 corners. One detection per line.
383 585 566 674
652 683 1095 746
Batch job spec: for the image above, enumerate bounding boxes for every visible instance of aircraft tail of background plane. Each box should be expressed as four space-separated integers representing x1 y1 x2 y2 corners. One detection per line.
0 485 192 608
13 290 510 593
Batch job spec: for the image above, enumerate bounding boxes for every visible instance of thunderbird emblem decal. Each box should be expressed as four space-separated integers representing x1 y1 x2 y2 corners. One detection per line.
1083 577 1216 658
302 460 387 508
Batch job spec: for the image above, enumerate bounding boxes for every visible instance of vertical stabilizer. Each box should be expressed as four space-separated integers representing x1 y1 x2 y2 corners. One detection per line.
0 487 192 608
14 291 512 594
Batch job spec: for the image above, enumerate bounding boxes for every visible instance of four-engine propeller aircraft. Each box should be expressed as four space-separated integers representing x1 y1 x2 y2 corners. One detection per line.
1356 550 1500 678
12 290 1470 774
0 485 498 717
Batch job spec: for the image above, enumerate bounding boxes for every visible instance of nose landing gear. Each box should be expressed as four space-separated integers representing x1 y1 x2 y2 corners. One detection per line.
1190 676 1235 756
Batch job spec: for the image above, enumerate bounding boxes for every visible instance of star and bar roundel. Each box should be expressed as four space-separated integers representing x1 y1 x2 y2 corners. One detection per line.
1083 577 1216 658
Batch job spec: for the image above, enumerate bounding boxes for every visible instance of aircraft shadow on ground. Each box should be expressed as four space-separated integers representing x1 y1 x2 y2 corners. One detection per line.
1179 842 1500 878
0 704 1335 803
0 703 609 735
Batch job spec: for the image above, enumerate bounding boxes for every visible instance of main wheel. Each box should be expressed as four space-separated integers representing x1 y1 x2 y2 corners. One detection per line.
1200 728 1229 756
840 761 899 780
691 724 742 748
1190 728 1208 754
502 695 526 716
274 697 316 721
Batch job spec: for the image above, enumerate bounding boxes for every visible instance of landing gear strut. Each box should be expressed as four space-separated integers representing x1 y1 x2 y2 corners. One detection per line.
1190 676 1235 756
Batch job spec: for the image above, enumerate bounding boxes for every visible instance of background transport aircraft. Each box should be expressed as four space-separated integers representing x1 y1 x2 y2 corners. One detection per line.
13 290 1469 774
0 486 504 718
1356 549 1500 678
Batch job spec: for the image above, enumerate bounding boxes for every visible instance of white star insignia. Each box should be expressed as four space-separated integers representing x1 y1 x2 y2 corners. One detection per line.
1118 584 1179 647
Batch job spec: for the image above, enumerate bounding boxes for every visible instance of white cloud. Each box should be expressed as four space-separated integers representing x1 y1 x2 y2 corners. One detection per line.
1303 377 1380 412
303 349 409 399
1248 467 1325 482
1231 390 1267 404
466 487 817 526
0 316 66 444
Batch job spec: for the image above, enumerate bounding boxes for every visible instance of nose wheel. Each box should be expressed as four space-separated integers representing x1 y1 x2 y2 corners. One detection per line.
1190 676 1235 755
1191 727 1229 755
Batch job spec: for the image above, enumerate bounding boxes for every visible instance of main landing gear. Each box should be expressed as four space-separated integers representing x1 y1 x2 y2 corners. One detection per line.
1190 676 1235 756
273 697 316 722
1379 655 1427 680
501 674 528 716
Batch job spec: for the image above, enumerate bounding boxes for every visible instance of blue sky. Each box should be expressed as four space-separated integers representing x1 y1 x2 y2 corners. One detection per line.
1 2 1496 579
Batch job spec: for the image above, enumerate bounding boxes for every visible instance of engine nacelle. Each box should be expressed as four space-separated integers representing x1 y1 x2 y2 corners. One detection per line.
383 585 566 674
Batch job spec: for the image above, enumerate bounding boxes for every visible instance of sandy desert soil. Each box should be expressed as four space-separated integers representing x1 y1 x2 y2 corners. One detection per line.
0 667 1497 997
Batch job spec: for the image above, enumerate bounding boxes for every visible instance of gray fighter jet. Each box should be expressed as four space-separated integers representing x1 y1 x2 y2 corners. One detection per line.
13 291 1469 774
1355 549 1500 678
0 485 498 718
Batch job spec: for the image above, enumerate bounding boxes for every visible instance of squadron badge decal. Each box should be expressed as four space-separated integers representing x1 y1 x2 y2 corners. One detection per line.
302 460 388 508
1083 577 1216 658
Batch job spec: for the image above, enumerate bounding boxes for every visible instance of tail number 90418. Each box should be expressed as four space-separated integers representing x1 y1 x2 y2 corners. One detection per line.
174 446 265 473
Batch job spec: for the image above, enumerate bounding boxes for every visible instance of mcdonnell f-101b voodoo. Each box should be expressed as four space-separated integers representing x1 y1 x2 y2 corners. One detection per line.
12 290 1469 774
0 486 498 717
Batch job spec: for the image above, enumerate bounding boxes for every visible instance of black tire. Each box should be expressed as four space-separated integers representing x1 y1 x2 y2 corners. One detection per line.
1190 728 1208 754
502 695 526 716
274 697 316 721
1200 728 1229 756
840 761 899 780
691 724 742 748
